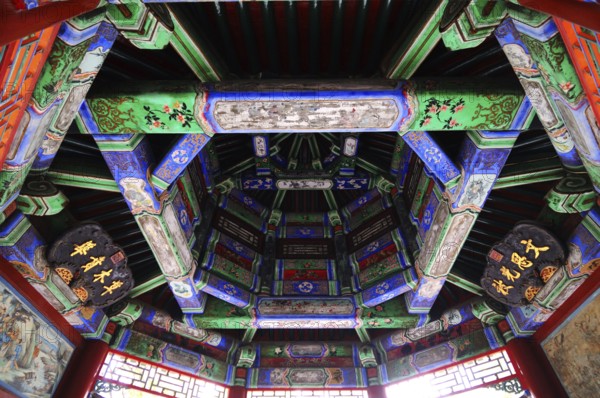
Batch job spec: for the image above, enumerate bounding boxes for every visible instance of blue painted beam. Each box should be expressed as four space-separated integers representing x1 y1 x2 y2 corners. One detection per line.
406 130 521 314
195 269 255 309
500 14 600 192
357 267 418 308
401 131 460 189
151 133 213 194
240 174 371 190
93 134 208 314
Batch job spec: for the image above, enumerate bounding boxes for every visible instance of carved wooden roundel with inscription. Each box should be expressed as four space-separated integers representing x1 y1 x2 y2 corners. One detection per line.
481 221 565 307
47 222 134 308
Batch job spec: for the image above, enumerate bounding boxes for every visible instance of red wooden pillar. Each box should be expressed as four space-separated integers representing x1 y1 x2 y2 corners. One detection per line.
54 339 109 398
0 0 101 46
505 338 568 398
230 386 248 397
368 385 388 398
517 0 600 32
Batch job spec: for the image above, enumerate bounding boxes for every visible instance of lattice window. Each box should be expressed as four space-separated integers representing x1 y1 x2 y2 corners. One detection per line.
385 349 516 397
247 390 369 398
96 351 228 398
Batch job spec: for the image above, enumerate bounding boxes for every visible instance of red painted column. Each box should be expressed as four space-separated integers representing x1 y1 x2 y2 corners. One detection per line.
505 338 568 398
0 0 100 46
229 386 247 397
517 0 600 32
54 339 109 398
368 385 388 398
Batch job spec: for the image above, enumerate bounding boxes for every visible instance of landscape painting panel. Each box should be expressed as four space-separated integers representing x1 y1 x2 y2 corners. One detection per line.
0 276 75 398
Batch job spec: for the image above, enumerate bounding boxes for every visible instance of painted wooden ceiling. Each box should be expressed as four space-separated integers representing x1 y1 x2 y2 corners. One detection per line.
4 0 599 392
30 1 569 345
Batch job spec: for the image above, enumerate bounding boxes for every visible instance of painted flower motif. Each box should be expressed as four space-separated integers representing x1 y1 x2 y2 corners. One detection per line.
420 97 465 129
297 281 314 293
171 149 189 164
375 282 390 295
366 241 380 253
223 283 238 296
448 119 458 127
144 101 194 130
559 81 574 93
375 305 383 312
179 209 188 225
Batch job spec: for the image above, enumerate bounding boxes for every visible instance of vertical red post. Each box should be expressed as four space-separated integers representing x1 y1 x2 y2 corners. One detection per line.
54 339 109 398
505 338 568 398
368 385 388 398
0 0 101 46
230 386 248 397
517 0 600 32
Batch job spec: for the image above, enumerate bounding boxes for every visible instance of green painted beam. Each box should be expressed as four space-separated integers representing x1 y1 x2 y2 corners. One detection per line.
129 273 168 298
47 159 120 192
493 159 565 190
446 272 484 296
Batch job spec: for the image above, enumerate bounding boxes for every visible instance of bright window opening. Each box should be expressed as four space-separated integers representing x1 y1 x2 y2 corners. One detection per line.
94 351 228 398
385 349 517 398
247 390 369 397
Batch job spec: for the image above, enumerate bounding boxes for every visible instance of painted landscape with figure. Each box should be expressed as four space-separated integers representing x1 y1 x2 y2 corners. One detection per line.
0 277 74 398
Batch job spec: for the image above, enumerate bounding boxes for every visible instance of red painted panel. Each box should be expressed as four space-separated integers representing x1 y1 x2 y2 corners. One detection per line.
0 1 100 46
555 17 600 125
0 25 59 168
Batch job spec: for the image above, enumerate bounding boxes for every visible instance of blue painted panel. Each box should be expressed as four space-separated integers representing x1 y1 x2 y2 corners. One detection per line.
402 131 460 187
227 189 268 217
512 16 558 41
195 270 252 308
0 212 46 280
333 174 370 190
360 268 417 307
152 134 212 194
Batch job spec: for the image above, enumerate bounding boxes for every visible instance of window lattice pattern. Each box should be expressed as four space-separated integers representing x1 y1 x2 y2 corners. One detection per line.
98 351 228 398
386 350 516 397
247 390 369 398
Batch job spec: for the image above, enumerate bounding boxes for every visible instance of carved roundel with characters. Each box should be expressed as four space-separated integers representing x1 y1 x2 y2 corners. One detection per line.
46 222 134 308
481 221 565 307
